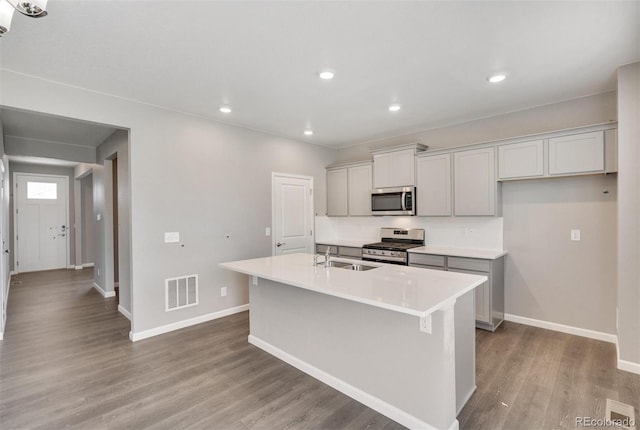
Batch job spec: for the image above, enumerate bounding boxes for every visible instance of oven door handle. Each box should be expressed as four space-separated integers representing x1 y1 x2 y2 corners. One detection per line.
401 192 407 211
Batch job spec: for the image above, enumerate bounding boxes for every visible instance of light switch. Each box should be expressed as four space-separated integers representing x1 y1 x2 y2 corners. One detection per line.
164 232 180 243
571 229 581 241
265 227 271 237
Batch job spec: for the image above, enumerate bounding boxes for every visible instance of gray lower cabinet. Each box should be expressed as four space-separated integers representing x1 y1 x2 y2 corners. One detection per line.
408 253 505 331
315 244 362 260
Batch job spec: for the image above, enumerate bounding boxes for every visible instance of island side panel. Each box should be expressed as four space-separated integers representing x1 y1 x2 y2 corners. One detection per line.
455 290 476 414
248 278 457 430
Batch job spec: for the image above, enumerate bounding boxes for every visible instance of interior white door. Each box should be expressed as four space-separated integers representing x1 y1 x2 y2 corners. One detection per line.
15 174 68 272
272 173 314 256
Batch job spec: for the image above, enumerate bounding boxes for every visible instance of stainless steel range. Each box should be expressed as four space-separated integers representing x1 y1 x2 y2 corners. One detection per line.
362 228 425 265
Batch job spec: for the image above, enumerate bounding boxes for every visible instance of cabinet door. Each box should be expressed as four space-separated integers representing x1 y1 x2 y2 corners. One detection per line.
416 154 451 216
448 268 492 325
373 153 394 188
326 169 348 216
347 164 372 216
393 149 416 187
454 147 496 216
548 131 604 175
498 140 544 179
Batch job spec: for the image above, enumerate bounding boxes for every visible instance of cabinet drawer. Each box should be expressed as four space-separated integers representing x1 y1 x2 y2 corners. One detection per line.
316 244 338 255
447 257 490 272
409 264 446 271
338 246 362 258
408 253 446 267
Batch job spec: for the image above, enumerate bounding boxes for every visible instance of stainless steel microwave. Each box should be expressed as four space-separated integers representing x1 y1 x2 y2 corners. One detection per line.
371 186 416 216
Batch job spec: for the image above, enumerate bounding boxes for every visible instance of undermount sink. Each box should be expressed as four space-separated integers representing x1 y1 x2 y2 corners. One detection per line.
327 261 378 271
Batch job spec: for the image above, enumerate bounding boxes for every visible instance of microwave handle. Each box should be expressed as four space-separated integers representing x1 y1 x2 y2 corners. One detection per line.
401 192 407 211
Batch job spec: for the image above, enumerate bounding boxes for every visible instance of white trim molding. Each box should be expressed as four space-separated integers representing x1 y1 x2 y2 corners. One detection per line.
75 263 94 270
129 304 249 342
617 359 640 375
92 282 116 298
118 305 131 320
248 334 442 430
504 313 617 344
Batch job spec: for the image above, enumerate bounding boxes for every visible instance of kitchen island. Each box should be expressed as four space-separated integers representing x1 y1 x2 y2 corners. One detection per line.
220 253 486 430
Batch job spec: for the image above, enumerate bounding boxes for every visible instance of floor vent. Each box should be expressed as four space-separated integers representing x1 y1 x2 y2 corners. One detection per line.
606 398 636 430
165 275 198 311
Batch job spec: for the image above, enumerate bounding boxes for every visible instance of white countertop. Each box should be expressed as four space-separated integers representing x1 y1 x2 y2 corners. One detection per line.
315 239 371 248
220 253 486 318
408 246 507 260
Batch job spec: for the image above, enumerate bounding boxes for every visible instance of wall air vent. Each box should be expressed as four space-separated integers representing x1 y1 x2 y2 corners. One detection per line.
165 274 198 311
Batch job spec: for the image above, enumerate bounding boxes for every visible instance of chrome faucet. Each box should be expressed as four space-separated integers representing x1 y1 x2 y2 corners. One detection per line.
314 248 332 267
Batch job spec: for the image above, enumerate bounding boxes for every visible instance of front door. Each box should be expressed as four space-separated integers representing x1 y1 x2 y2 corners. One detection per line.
272 173 314 256
15 174 68 273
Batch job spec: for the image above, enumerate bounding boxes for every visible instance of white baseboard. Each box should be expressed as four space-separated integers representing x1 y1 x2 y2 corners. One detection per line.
248 334 443 430
9 271 16 276
129 304 249 342
0 331 3 340
504 313 617 344
92 282 116 298
67 265 75 270
118 305 131 320
617 359 640 375
83 263 94 268
75 266 82 270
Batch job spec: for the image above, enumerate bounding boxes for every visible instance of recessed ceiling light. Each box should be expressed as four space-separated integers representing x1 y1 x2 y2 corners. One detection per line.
219 106 232 113
487 73 507 83
388 104 401 112
304 130 314 136
319 70 335 80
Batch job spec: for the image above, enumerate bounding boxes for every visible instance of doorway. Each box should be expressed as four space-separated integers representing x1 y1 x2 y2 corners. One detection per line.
14 173 69 273
112 157 119 302
271 173 314 256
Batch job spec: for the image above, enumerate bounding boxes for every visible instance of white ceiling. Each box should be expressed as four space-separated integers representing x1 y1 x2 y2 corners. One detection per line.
0 1 638 148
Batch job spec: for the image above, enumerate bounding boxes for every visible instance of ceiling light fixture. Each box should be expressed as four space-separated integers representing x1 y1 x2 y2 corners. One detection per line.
388 104 401 112
0 0 48 37
319 70 335 80
304 130 313 136
487 73 507 83
219 106 232 113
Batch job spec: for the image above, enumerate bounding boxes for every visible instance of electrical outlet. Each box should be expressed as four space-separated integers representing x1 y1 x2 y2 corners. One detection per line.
265 227 271 237
164 232 180 243
221 286 227 297
571 229 581 241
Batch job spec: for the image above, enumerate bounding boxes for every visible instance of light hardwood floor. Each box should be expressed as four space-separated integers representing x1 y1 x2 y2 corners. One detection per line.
1 269 638 429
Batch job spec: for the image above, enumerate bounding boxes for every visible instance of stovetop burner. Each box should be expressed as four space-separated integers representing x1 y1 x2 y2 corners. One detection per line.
363 241 423 251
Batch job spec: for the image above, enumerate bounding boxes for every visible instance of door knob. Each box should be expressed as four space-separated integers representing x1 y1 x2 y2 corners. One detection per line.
276 242 286 247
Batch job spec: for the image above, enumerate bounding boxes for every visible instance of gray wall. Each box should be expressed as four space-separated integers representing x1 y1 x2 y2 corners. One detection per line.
617 62 640 365
8 162 76 271
336 91 617 162
81 175 94 264
503 175 617 334
0 70 337 336
93 130 130 314
0 120 7 338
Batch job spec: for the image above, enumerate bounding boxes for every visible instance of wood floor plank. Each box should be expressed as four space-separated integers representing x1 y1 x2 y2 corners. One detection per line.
2 268 639 430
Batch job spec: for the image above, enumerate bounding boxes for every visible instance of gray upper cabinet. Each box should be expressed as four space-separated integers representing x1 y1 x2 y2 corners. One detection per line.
498 139 544 180
326 168 348 216
326 162 372 217
454 147 497 216
548 131 604 175
416 153 452 216
372 144 426 188
347 163 372 216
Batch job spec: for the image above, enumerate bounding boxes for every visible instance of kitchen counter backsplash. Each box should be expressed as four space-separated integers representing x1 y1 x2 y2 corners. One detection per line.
315 215 503 250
